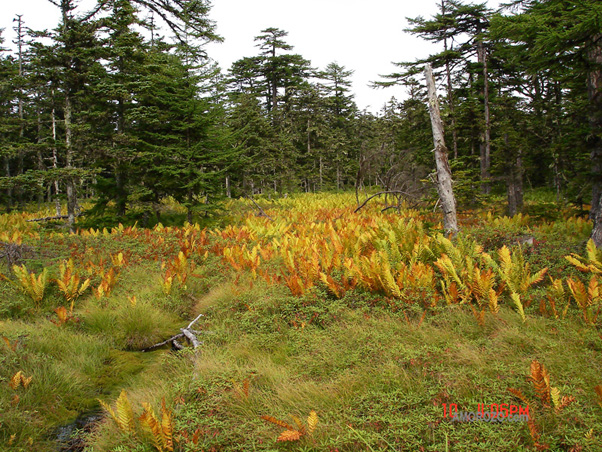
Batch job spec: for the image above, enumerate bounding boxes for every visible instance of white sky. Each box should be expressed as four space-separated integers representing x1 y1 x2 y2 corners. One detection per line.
1 0 501 113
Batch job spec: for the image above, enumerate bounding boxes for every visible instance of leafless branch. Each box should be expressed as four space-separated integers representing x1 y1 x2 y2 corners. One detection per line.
245 194 273 221
354 190 412 214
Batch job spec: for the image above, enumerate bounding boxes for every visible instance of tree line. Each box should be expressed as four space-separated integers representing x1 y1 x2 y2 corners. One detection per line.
0 0 601 238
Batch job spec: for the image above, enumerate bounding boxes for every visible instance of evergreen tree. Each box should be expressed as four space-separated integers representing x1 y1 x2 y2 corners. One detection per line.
491 0 602 243
0 29 19 211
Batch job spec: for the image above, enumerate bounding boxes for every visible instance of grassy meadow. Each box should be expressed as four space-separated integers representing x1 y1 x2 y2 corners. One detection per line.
1 192 602 451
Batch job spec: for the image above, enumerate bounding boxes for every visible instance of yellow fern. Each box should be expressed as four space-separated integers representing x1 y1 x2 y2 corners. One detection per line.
56 259 91 312
140 403 165 452
9 371 23 390
99 390 136 434
307 410 318 435
12 264 49 306
160 399 173 451
565 239 602 274
566 276 601 324
511 293 526 322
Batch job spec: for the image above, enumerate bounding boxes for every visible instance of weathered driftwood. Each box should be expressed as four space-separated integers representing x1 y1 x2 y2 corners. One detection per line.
142 313 204 352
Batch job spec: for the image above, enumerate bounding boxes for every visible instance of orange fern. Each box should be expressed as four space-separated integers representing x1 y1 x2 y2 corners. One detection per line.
261 410 318 442
529 360 551 405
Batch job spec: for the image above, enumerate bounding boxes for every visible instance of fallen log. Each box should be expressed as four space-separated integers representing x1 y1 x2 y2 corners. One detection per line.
141 313 204 352
141 333 185 352
26 213 83 222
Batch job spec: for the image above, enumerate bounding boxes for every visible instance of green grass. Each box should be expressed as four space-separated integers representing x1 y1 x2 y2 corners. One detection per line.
82 280 602 451
1 193 602 452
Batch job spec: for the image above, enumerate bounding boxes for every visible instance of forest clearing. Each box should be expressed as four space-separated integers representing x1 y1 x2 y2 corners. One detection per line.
1 192 602 451
3 0 602 450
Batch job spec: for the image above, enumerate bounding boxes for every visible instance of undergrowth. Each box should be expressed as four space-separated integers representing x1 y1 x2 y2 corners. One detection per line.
0 192 601 451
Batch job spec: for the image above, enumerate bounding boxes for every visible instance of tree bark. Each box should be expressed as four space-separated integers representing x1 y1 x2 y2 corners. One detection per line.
64 94 77 232
477 39 491 194
51 101 61 217
588 36 602 205
15 15 25 208
592 191 602 248
425 64 458 235
36 110 45 208
588 35 602 247
506 136 523 217
4 157 12 213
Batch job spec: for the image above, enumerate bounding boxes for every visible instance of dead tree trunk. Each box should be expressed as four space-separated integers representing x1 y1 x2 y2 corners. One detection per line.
64 94 77 232
507 152 524 217
587 34 602 248
477 39 491 195
588 34 602 247
425 64 458 235
51 100 61 217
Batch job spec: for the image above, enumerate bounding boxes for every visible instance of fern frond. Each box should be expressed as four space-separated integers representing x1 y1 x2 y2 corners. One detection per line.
528 419 540 444
528 268 548 288
261 415 294 431
498 246 512 277
529 360 551 405
9 371 22 390
551 387 560 410
586 239 602 270
557 395 575 412
277 430 302 442
511 292 526 322
488 289 499 314
567 278 588 308
160 399 174 452
508 387 532 408
12 265 49 304
140 402 164 451
307 410 318 435
565 255 591 273
98 398 118 426
595 385 602 408
290 415 306 434
116 390 136 433
21 375 32 388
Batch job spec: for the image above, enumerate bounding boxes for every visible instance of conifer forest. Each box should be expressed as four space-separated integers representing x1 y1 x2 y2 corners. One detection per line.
2 1 602 451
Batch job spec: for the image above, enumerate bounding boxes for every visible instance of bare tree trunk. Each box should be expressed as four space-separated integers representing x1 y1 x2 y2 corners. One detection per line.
592 194 602 248
36 110 45 208
15 15 25 208
225 175 231 198
51 102 61 217
506 137 523 217
319 156 323 188
588 36 602 214
425 64 458 235
477 40 491 194
64 94 77 231
4 157 11 213
588 35 602 246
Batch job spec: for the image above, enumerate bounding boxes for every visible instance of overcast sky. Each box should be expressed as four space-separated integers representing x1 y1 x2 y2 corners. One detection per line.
1 0 502 113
